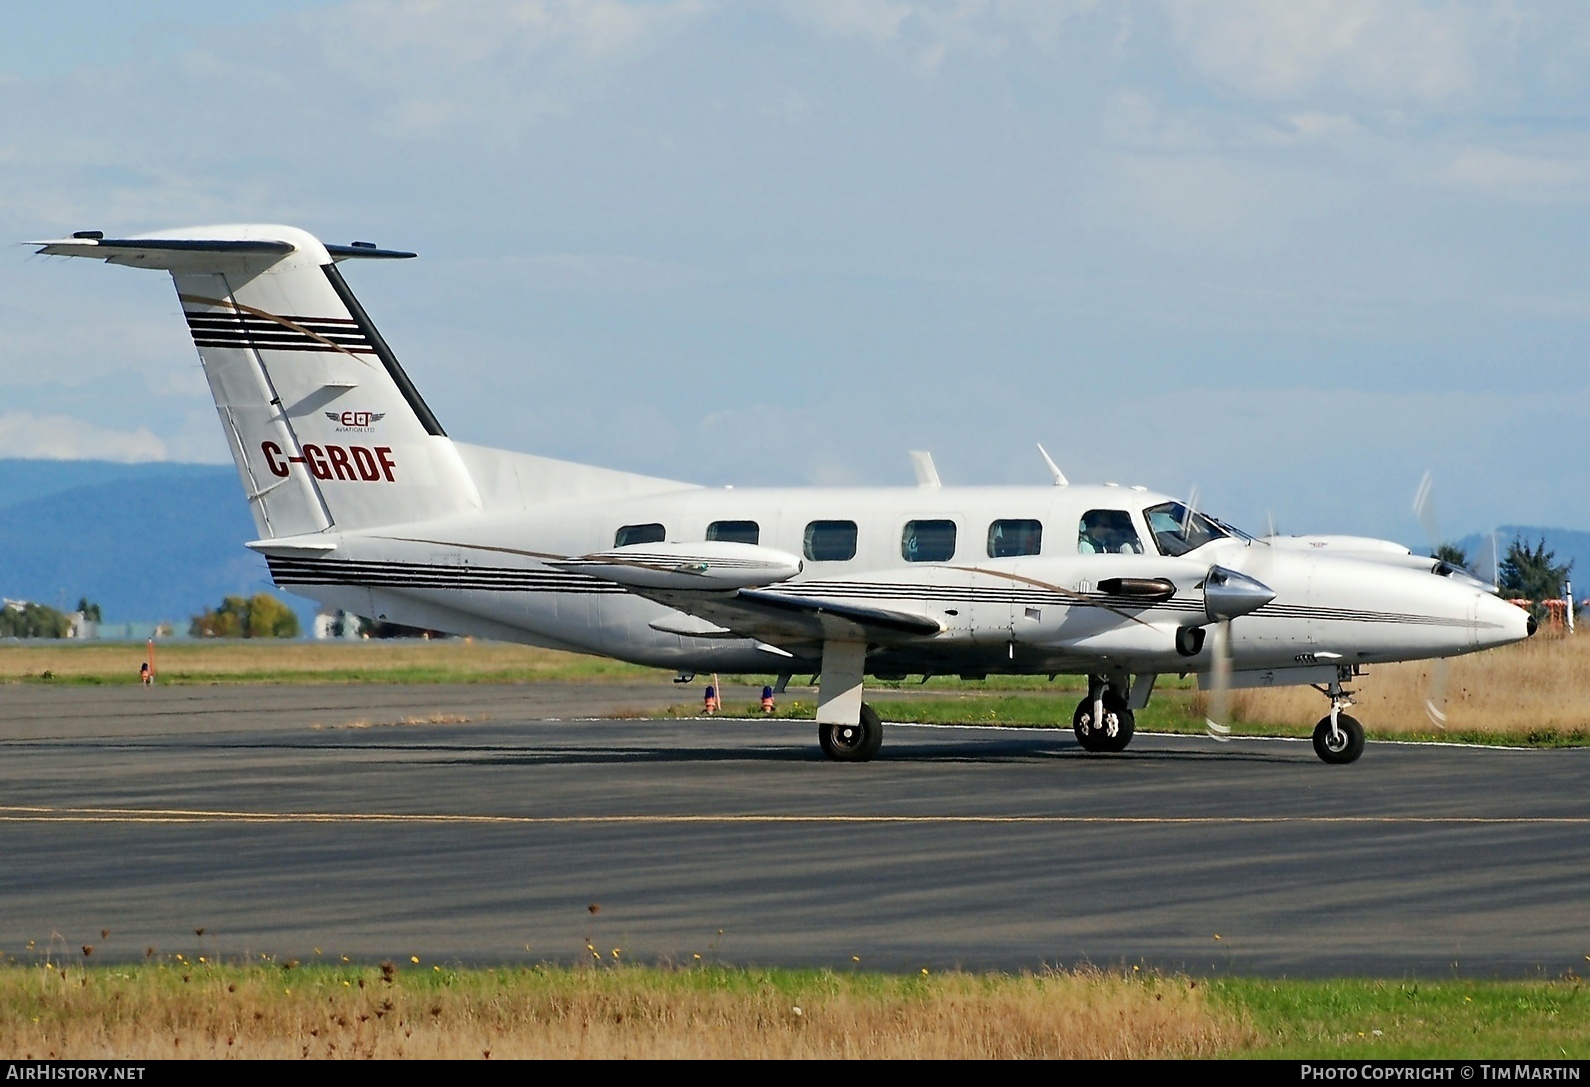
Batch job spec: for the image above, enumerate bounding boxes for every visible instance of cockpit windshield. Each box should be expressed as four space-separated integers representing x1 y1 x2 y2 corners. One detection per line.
1145 501 1232 557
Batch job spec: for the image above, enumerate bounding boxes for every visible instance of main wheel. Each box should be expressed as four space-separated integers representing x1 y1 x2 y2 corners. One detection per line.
1312 713 1365 765
1073 692 1134 753
819 702 883 762
1102 707 1135 752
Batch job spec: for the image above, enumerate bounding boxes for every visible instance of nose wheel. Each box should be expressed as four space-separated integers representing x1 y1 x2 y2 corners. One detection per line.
1312 713 1364 764
819 702 884 762
1310 674 1365 764
1073 686 1135 753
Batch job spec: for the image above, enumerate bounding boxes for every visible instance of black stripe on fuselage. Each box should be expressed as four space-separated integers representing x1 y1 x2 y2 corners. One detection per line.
265 556 628 594
266 558 1471 626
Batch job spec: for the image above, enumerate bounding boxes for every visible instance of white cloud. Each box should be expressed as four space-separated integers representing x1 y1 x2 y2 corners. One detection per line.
325 0 697 62
1104 152 1276 237
1438 147 1587 197
0 413 170 462
1165 0 1476 105
1279 111 1361 144
787 0 1098 68
794 0 913 45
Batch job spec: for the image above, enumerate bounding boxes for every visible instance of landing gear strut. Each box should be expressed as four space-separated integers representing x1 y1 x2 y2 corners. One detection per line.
1074 676 1135 753
1311 675 1365 765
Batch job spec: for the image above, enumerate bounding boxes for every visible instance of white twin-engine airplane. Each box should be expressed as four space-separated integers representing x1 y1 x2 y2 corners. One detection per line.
34 225 1535 765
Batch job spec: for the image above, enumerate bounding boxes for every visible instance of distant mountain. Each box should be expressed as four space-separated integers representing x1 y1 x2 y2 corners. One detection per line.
1449 526 1590 592
0 459 229 510
0 459 316 627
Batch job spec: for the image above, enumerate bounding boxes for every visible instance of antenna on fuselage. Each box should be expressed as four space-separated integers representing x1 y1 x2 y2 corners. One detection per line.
909 450 942 489
1035 444 1068 486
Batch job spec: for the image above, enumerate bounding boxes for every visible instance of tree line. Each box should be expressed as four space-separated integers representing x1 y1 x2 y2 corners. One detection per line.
1436 537 1575 609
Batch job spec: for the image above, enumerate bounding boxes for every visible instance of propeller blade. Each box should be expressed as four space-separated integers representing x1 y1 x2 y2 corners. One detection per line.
1424 657 1451 730
1182 485 1201 535
1411 476 1455 730
1413 470 1441 553
1205 618 1232 741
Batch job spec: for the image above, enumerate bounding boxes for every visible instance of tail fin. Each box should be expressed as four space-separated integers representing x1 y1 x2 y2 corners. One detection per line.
33 225 481 537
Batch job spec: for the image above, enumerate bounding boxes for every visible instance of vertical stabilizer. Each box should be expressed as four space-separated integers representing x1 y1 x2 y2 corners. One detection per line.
34 226 482 537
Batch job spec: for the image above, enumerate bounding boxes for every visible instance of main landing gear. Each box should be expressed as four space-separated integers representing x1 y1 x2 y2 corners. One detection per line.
820 702 884 762
1073 676 1135 753
1311 675 1365 765
815 640 884 763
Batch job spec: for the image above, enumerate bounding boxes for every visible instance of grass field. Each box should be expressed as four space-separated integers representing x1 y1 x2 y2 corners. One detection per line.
2 961 1583 1059
4 633 1588 745
0 640 657 685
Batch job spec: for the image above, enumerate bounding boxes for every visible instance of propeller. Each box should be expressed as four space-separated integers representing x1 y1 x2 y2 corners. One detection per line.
1412 472 1451 730
1205 617 1233 741
1199 566 1276 741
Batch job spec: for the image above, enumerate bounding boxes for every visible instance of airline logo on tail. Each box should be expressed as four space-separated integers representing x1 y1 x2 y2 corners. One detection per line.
325 410 386 431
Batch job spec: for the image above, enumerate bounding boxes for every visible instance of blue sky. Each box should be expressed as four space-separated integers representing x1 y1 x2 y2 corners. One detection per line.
4 1 1589 545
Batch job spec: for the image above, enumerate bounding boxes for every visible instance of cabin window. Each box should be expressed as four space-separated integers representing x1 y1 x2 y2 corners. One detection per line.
987 519 1042 558
706 520 760 545
1077 510 1144 555
615 523 666 547
902 519 956 562
804 520 858 562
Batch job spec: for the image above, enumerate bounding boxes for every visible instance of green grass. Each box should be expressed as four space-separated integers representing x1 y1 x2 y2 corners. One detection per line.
1213 977 1590 1059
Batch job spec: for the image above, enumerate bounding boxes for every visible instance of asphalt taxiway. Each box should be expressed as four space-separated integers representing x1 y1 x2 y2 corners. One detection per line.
0 683 1585 976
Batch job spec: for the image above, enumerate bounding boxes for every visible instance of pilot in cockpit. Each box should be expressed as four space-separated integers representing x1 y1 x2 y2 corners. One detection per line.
1077 509 1143 555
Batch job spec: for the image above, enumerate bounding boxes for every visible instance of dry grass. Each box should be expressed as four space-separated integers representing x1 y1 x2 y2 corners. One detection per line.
2 963 1248 1060
310 713 477 731
1222 631 1590 739
0 640 659 685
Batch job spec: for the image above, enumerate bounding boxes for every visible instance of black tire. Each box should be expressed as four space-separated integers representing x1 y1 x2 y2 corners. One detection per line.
820 702 883 762
1073 692 1133 753
1312 713 1365 765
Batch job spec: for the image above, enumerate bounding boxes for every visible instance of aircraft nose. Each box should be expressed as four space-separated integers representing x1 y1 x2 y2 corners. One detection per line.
1474 592 1534 649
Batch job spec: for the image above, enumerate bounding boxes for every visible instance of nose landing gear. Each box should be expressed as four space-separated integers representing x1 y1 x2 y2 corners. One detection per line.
1311 675 1365 764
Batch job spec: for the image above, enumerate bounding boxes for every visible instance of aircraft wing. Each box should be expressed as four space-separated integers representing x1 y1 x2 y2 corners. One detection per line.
643 587 943 648
549 540 943 647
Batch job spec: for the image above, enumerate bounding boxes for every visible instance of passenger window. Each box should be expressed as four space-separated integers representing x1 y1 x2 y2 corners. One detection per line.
804 520 858 562
902 520 956 562
987 519 1042 558
1077 510 1143 555
615 523 665 547
707 520 760 545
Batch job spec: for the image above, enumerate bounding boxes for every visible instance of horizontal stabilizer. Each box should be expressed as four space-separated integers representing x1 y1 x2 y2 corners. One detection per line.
34 233 416 266
32 235 296 267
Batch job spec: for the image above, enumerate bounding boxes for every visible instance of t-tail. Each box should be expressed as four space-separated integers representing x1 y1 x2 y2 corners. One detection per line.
32 225 482 538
